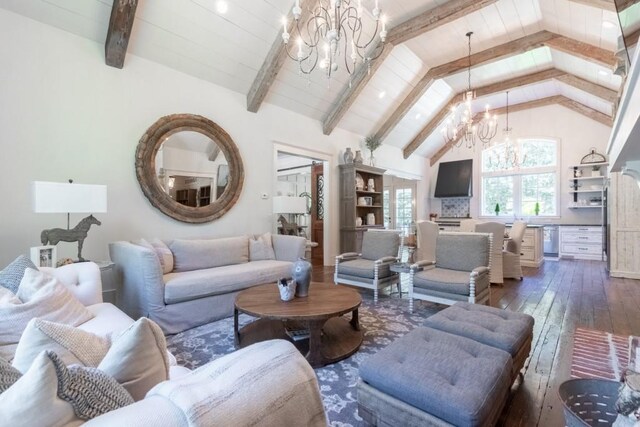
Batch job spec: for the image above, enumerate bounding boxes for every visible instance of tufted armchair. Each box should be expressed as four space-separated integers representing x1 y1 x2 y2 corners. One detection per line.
409 232 492 312
334 230 402 303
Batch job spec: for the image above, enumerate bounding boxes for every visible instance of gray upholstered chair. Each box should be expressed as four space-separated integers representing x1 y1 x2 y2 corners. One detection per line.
415 220 439 263
334 230 402 304
409 232 492 312
474 221 505 285
503 221 527 280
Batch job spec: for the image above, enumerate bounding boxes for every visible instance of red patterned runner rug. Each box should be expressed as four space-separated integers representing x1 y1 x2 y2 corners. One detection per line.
570 327 637 380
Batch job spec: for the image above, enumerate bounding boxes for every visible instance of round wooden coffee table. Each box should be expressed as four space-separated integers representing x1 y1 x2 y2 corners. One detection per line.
234 282 363 368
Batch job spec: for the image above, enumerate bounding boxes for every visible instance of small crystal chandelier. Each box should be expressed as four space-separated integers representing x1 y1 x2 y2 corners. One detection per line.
441 32 498 149
488 91 526 170
281 0 387 84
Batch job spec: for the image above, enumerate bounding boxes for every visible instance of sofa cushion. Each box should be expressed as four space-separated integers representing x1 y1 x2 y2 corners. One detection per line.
98 318 169 401
436 233 489 272
249 233 276 261
361 231 400 261
0 269 94 361
0 351 133 425
149 239 174 274
336 259 392 279
163 260 292 304
170 237 249 272
359 327 512 427
0 255 37 293
425 302 534 357
13 318 111 373
80 303 135 337
412 267 478 296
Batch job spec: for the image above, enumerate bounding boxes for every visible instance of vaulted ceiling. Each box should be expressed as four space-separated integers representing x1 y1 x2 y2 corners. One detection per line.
3 0 638 160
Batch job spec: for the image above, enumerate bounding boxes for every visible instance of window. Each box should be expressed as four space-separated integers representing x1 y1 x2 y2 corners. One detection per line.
395 188 413 234
481 139 558 217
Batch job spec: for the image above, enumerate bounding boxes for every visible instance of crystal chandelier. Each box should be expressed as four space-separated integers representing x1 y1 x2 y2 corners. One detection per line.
281 0 387 84
488 91 526 170
441 32 498 149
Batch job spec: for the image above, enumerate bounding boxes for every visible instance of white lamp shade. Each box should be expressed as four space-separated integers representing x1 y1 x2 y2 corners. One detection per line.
33 181 108 213
272 196 307 214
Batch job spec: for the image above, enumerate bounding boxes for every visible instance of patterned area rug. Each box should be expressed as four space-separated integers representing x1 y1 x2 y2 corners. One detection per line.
166 292 442 426
570 327 638 380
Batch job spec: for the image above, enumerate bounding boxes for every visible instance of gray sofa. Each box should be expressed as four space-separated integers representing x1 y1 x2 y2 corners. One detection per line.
109 234 306 334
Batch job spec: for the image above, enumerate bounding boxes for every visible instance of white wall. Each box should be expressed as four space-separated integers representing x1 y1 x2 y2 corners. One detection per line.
430 104 612 225
0 9 429 266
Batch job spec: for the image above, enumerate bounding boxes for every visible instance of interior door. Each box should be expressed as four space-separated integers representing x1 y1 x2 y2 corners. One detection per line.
383 176 417 232
311 163 324 265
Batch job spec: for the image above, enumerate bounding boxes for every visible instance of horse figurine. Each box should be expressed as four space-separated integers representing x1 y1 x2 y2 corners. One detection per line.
40 215 102 262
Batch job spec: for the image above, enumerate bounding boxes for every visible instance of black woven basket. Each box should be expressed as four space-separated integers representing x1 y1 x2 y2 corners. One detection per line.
558 379 620 426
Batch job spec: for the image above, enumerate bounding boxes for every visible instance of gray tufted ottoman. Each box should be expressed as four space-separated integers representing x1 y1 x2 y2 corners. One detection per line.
425 302 534 383
358 327 512 427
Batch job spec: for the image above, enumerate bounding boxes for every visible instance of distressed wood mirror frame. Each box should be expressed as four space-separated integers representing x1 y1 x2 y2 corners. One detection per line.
135 114 244 223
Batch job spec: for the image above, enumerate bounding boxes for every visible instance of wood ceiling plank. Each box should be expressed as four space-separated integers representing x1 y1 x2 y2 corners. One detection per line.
567 0 616 12
246 0 313 113
404 68 565 158
320 0 499 135
375 30 557 142
105 0 139 69
544 36 617 68
428 95 612 165
554 73 618 103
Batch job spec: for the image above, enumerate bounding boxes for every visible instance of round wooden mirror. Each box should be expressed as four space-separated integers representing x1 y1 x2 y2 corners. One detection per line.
135 114 244 223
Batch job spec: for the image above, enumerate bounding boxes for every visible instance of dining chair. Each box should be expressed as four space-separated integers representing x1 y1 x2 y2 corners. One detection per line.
459 219 479 232
503 221 527 280
415 221 439 263
474 221 505 285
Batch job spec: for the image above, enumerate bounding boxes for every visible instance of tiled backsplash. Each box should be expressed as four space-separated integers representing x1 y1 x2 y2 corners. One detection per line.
441 198 470 218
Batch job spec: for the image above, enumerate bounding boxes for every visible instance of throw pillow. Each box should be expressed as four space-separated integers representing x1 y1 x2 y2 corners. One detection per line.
98 318 169 401
249 233 276 261
0 351 133 425
0 357 21 393
0 255 37 294
12 318 111 373
0 268 94 361
149 238 174 274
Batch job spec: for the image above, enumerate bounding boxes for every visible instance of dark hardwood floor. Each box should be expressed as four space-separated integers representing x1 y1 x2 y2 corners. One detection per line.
313 258 640 426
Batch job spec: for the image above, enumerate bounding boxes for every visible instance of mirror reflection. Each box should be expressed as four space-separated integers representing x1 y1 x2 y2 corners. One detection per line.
155 131 229 208
615 1 640 64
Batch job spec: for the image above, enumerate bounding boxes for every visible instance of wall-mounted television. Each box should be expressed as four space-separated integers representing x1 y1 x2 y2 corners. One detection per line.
434 159 473 198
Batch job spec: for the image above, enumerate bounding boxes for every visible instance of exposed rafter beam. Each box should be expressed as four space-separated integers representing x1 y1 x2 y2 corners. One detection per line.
321 0 498 135
554 73 618 103
624 27 640 47
373 31 615 143
429 95 612 166
616 0 640 11
246 0 313 113
567 0 616 11
105 0 139 69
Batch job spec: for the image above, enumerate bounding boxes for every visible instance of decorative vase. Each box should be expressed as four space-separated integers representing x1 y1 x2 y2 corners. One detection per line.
366 213 376 225
367 178 375 192
292 258 312 297
277 278 296 302
356 216 363 227
354 150 363 164
369 151 375 166
343 147 354 164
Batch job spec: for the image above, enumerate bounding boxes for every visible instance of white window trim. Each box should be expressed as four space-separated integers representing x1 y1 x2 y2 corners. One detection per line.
479 137 561 219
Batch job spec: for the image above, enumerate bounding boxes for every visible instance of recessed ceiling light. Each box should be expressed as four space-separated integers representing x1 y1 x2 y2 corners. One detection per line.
602 20 616 29
378 91 386 99
216 0 228 14
598 69 609 76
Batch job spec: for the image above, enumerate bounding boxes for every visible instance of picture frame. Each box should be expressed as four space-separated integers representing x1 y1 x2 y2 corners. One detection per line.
30 245 57 268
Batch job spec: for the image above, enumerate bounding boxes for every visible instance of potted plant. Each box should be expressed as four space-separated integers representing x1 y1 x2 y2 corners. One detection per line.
592 164 601 177
365 135 382 166
495 203 500 216
534 202 540 216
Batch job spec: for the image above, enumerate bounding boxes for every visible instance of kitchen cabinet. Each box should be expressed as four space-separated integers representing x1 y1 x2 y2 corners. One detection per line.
559 226 603 261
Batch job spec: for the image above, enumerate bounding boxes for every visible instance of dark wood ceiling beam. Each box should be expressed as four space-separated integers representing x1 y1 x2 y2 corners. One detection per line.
105 0 139 69
624 27 640 47
246 0 313 113
428 95 612 166
320 0 498 135
616 0 640 11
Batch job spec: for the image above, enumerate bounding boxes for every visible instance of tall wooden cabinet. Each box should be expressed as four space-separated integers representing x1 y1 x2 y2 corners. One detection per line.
339 164 385 253
609 172 640 278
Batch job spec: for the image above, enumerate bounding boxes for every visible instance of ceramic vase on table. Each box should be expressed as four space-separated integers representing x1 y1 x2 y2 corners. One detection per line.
292 257 312 297
343 148 354 164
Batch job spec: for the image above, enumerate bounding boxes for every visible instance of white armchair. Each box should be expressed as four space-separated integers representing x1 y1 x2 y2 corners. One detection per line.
334 230 403 303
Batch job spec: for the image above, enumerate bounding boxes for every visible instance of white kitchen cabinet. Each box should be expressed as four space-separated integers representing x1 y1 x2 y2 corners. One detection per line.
513 227 544 268
559 226 603 261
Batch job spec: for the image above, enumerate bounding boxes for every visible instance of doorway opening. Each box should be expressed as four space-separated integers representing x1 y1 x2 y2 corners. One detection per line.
275 151 327 267
383 175 418 234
